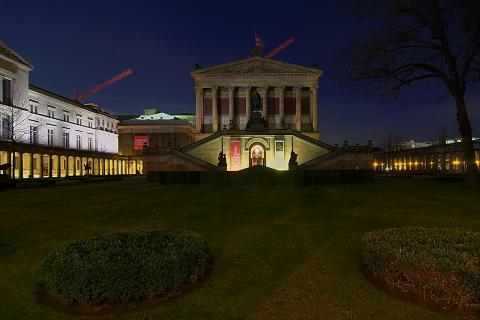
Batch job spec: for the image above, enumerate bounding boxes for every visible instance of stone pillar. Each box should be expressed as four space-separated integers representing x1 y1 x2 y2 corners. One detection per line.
65 156 69 177
245 86 251 119
262 86 268 118
73 157 76 176
29 153 34 178
57 156 61 178
18 152 23 180
49 155 53 178
295 86 301 131
310 85 318 132
212 87 218 132
228 86 234 125
195 86 203 132
6 151 11 177
40 154 44 178
278 86 285 129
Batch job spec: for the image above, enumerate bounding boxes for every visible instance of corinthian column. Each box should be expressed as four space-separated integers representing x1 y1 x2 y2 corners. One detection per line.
212 87 218 132
278 86 285 129
245 86 251 119
310 85 318 132
195 86 203 132
262 86 268 118
295 86 301 131
228 86 234 125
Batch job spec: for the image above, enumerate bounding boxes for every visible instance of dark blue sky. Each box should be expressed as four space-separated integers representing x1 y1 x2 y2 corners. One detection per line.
2 0 479 146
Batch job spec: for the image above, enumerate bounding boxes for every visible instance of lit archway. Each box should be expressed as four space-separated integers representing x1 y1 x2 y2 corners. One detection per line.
249 143 265 167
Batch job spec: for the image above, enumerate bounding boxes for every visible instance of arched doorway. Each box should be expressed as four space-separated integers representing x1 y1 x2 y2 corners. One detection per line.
249 143 265 167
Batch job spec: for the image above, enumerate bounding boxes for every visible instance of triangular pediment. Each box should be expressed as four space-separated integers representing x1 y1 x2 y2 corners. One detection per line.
192 57 322 77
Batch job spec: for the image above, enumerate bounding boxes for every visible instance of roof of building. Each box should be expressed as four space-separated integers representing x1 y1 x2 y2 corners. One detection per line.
191 56 323 77
0 40 33 69
135 112 175 120
118 118 192 126
29 84 117 119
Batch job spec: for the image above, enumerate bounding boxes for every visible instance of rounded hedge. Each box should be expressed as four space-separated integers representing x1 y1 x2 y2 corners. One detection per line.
362 227 480 310
41 230 212 304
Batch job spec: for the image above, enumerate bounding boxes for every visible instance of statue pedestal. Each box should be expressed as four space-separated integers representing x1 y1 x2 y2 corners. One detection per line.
245 111 268 134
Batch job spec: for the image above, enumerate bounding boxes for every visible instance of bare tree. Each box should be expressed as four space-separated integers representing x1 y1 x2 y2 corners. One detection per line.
384 132 402 170
343 0 480 184
0 85 31 180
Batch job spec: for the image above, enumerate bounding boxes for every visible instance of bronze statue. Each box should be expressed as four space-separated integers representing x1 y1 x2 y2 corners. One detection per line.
251 89 262 112
288 150 298 170
217 151 227 167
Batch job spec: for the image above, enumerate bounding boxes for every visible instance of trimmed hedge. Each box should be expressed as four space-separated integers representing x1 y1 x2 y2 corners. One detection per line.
41 230 212 304
362 227 480 310
146 169 373 185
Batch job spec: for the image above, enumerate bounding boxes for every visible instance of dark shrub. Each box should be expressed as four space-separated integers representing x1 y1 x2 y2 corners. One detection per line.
362 227 480 310
146 169 373 185
41 230 212 304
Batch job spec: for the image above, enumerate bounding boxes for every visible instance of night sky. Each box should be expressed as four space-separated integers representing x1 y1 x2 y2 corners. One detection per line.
2 0 479 146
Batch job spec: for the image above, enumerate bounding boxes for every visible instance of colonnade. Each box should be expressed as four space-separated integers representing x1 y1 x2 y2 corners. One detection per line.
374 152 480 173
0 150 142 179
195 85 318 133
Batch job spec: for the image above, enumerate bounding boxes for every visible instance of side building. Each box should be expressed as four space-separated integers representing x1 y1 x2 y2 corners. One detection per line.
374 139 480 173
0 40 142 179
118 109 195 158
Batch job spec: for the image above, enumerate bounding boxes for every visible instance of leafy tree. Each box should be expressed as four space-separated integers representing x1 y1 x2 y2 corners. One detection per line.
344 0 480 184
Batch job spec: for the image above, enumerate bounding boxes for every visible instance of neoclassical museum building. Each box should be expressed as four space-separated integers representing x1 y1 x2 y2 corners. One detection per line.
0 41 142 179
142 57 372 172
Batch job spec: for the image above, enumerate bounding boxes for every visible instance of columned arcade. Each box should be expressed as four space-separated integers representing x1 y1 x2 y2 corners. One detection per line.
0 142 143 180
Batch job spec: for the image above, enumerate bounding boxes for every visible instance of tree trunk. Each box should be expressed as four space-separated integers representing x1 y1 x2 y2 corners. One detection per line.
454 95 479 185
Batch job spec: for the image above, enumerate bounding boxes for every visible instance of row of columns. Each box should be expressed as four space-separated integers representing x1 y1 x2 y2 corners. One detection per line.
195 85 318 133
0 150 142 179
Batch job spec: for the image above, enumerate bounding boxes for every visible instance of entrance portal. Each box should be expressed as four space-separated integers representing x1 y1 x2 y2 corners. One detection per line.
249 143 265 167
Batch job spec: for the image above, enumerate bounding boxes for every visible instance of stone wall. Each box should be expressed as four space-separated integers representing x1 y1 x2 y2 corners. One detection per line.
143 151 212 173
302 148 374 170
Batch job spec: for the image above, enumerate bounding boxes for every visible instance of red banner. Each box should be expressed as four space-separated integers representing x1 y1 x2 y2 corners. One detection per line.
134 136 149 150
230 141 241 171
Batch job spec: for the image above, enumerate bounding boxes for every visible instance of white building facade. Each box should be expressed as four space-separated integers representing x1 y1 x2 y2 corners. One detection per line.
0 40 141 179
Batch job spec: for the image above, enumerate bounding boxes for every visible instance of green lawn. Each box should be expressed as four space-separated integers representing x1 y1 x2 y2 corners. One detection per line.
1 178 479 320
